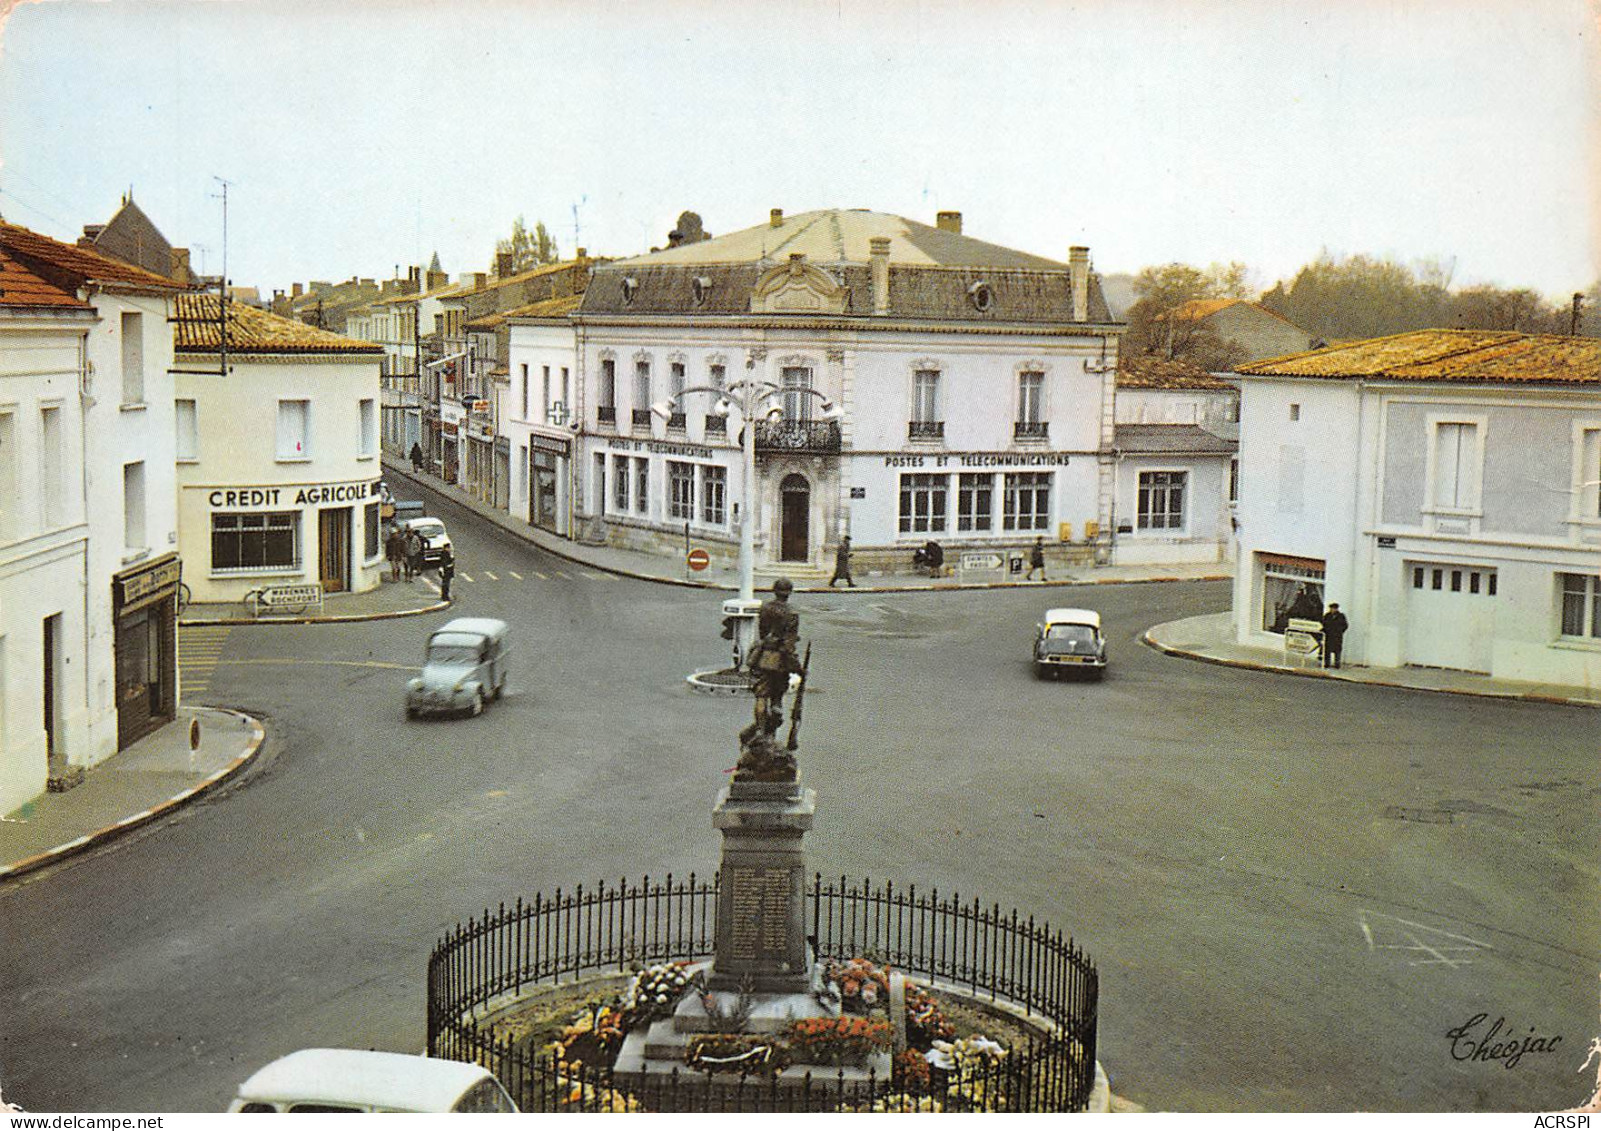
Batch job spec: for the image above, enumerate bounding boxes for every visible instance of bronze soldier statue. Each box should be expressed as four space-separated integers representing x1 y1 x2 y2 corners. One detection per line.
737 579 806 780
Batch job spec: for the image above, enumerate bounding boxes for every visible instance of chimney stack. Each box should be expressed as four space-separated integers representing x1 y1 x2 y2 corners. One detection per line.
770 208 784 228
426 269 448 291
471 272 487 290
870 236 892 315
292 283 303 299
169 247 192 281
936 211 962 234
1069 246 1090 322
496 251 514 278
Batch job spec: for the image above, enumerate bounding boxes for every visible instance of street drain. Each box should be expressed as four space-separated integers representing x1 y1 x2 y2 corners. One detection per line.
1383 806 1455 825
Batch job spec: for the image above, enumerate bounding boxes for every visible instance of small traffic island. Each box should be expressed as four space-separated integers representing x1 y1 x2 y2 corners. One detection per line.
425 592 1100 1112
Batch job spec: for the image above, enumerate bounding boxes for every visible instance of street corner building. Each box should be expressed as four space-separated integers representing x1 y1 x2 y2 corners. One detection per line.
0 219 190 813
171 295 386 604
567 207 1128 576
1230 329 1601 687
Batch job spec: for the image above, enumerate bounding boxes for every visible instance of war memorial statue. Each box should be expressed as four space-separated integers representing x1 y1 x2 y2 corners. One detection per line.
736 578 809 782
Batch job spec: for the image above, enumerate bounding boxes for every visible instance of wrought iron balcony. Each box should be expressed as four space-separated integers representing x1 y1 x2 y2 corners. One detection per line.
632 408 653 428
908 420 945 440
754 418 843 454
667 411 687 432
597 406 616 426
703 414 727 435
1013 420 1049 440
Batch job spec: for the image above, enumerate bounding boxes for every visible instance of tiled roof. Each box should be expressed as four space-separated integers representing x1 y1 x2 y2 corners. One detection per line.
472 294 584 330
1163 298 1305 331
1114 423 1237 454
0 220 189 294
172 293 383 355
580 261 1114 325
0 249 92 309
1236 329 1601 385
1117 356 1236 390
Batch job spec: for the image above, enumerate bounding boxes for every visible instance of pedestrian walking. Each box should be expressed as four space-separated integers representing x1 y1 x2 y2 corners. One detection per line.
438 550 455 601
404 529 423 581
829 536 856 588
1320 602 1349 669
1026 536 1047 581
385 527 404 582
409 442 424 472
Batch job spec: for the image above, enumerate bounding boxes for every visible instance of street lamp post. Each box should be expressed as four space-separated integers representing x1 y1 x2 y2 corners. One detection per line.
652 357 842 671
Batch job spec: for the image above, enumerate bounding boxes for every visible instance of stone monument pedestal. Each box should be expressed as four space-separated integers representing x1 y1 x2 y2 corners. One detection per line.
708 777 815 993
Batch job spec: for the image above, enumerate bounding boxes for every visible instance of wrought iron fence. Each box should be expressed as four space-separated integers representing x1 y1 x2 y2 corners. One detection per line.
427 874 1098 1112
753 419 843 454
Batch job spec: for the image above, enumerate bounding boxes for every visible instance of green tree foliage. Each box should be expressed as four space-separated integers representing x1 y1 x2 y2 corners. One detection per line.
1123 261 1254 369
494 215 559 274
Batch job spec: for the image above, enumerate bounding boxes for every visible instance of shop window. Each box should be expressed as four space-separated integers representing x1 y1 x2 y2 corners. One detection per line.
1260 554 1325 634
1003 471 1051 531
211 512 299 572
635 458 649 515
668 461 695 520
364 502 380 561
701 465 726 525
957 473 993 532
612 454 630 511
1559 573 1601 639
898 473 947 534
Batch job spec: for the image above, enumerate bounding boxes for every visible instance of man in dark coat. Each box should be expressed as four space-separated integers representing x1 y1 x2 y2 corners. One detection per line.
385 527 404 582
1026 536 1047 581
1321 602 1349 669
438 549 455 601
409 442 424 472
829 536 856 588
404 529 423 581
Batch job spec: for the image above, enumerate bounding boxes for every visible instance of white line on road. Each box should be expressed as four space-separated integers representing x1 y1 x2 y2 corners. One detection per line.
458 573 474 583
482 571 499 581
533 571 548 580
508 571 523 581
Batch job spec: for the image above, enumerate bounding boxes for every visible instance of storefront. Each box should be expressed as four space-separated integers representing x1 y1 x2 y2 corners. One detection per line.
186 479 384 603
528 432 572 535
440 399 463 484
463 408 495 505
1257 552 1326 634
113 553 181 750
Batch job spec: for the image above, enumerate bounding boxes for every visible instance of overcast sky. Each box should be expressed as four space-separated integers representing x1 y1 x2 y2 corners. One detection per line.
1 0 1596 301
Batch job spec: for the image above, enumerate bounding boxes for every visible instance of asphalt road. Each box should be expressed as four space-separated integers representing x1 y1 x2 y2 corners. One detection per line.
2 487 1597 1112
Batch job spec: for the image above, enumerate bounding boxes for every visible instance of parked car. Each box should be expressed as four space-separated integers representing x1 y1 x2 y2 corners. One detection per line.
1033 608 1108 680
228 1048 517 1113
398 515 452 566
386 498 425 538
406 617 510 718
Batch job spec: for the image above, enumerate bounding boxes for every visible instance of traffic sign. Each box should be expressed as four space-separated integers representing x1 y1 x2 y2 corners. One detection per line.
961 552 1003 571
687 548 711 572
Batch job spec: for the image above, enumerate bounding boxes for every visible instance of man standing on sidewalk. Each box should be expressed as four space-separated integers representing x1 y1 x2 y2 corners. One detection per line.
385 527 404 582
829 536 856 588
404 529 423 581
1026 536 1047 581
409 441 424 472
1321 602 1349 669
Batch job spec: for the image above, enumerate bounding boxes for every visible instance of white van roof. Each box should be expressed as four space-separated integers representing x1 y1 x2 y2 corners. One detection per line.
234 1048 495 1112
1044 607 1101 629
432 617 508 639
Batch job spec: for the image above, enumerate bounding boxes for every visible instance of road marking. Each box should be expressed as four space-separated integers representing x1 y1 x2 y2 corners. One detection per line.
179 626 233 690
583 571 613 581
508 571 523 581
459 573 475 583
1358 910 1493 968
482 571 499 581
554 571 571 580
533 571 549 580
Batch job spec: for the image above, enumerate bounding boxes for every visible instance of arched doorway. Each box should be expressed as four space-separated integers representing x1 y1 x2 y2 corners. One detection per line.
780 474 810 562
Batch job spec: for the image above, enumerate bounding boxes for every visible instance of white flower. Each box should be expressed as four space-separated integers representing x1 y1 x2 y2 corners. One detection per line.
924 1042 955 1071
967 1036 1005 1058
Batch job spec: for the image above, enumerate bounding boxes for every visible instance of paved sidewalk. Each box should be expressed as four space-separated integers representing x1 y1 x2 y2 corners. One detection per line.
181 573 449 626
0 706 266 881
382 458 1232 593
1146 611 1601 708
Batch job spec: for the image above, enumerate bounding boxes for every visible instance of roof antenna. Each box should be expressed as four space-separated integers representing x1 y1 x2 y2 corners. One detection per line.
210 176 235 376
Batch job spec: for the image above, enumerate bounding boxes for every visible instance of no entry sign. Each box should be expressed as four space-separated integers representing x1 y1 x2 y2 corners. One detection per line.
687 548 711 572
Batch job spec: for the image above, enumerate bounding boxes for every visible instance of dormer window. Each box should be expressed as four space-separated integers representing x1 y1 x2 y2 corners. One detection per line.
621 277 639 305
692 276 711 306
968 280 993 312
